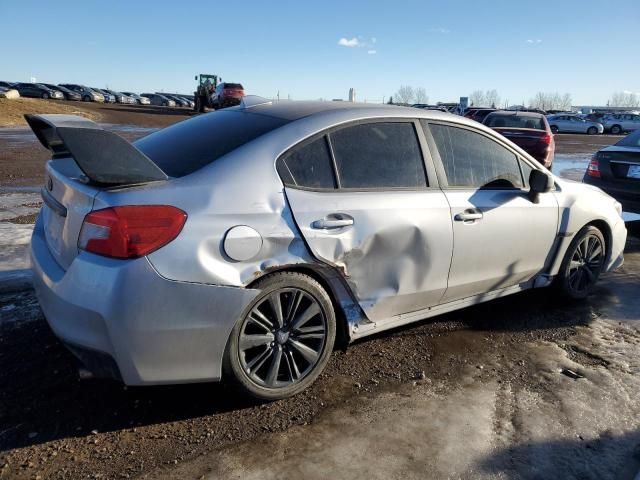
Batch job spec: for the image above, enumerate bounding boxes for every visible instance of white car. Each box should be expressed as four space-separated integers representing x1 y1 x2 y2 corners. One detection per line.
0 86 19 99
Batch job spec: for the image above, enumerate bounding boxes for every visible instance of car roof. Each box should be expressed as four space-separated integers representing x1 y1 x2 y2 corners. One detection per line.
232 100 458 122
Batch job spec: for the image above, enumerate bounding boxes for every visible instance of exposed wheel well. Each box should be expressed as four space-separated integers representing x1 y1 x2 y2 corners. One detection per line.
246 265 355 350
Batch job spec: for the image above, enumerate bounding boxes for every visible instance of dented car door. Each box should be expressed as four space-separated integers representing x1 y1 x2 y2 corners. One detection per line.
281 120 453 321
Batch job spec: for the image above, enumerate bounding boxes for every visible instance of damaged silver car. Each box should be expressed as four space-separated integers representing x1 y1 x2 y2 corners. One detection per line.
28 97 626 400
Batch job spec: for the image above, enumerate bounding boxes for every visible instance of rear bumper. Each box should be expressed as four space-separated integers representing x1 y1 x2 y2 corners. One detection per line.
30 214 259 385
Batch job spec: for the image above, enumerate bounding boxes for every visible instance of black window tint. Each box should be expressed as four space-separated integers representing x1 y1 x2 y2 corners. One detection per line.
135 110 289 177
330 122 426 189
278 137 336 189
428 123 523 189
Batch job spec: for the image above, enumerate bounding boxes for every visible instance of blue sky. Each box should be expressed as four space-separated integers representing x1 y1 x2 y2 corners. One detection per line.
2 0 638 105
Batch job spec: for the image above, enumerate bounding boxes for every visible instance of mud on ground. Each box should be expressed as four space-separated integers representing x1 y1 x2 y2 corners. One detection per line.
0 231 639 479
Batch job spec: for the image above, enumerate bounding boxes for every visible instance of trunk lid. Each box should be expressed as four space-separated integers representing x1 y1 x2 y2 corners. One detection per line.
597 146 640 184
493 128 546 149
41 159 101 270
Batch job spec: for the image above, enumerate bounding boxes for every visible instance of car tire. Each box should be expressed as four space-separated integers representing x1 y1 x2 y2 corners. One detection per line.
610 125 623 135
550 125 559 134
82 95 91 102
224 271 336 401
555 225 606 300
587 126 598 135
41 92 49 99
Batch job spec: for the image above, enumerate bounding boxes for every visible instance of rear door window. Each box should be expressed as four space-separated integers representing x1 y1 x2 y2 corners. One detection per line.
427 123 523 189
135 110 289 177
329 122 427 189
278 137 336 189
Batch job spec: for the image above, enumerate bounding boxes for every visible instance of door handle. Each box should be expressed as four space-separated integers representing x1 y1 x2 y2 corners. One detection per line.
454 209 483 222
311 214 354 230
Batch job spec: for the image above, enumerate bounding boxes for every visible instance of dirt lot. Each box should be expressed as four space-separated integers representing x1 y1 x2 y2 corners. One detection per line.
1 104 639 479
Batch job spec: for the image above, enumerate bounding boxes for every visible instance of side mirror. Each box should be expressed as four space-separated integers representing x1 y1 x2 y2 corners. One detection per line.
194 75 198 81
528 169 553 204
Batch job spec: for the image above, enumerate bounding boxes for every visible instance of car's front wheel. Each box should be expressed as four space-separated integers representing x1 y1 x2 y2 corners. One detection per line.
611 125 623 135
225 272 336 400
587 126 598 135
556 225 606 300
41 92 49 99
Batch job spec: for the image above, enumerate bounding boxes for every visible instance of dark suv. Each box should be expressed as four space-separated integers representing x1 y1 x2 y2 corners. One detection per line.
464 108 498 123
583 129 640 213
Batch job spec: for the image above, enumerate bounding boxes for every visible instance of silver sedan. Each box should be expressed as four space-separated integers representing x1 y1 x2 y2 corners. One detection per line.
547 114 604 134
27 101 626 400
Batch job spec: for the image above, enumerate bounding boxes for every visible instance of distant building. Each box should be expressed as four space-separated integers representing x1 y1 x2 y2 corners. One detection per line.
574 105 638 114
348 88 356 102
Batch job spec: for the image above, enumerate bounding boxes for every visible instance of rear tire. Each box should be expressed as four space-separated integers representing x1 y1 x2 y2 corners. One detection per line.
587 126 598 135
550 125 559 134
611 125 623 135
555 225 606 300
224 272 336 401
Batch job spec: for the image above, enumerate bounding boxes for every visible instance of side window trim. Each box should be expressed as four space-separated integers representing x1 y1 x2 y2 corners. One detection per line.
325 134 342 189
277 118 437 192
421 120 527 191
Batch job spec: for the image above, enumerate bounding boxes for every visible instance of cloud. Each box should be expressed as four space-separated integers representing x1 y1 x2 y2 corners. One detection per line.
526 39 543 44
429 27 450 34
368 50 377 54
338 37 360 47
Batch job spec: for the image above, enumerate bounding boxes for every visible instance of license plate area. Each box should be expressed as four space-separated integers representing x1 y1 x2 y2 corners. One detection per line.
43 205 65 259
627 165 640 179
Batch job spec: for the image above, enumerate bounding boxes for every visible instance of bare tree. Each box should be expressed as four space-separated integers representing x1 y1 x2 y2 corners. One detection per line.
485 89 501 108
469 90 486 107
414 87 429 104
529 92 573 111
559 93 573 111
394 85 415 105
610 91 640 108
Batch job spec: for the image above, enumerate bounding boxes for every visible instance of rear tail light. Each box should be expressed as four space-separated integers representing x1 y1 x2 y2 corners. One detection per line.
586 156 600 178
540 133 552 145
79 205 187 259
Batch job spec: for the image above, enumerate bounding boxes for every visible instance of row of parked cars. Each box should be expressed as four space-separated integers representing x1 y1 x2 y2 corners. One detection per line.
0 81 195 108
464 107 640 135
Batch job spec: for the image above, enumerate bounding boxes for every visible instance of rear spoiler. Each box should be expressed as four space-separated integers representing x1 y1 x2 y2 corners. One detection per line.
24 114 168 185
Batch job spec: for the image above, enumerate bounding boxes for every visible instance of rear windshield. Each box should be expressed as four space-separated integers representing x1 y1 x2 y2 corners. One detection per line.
615 129 640 148
484 115 545 130
135 110 288 177
224 83 243 89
